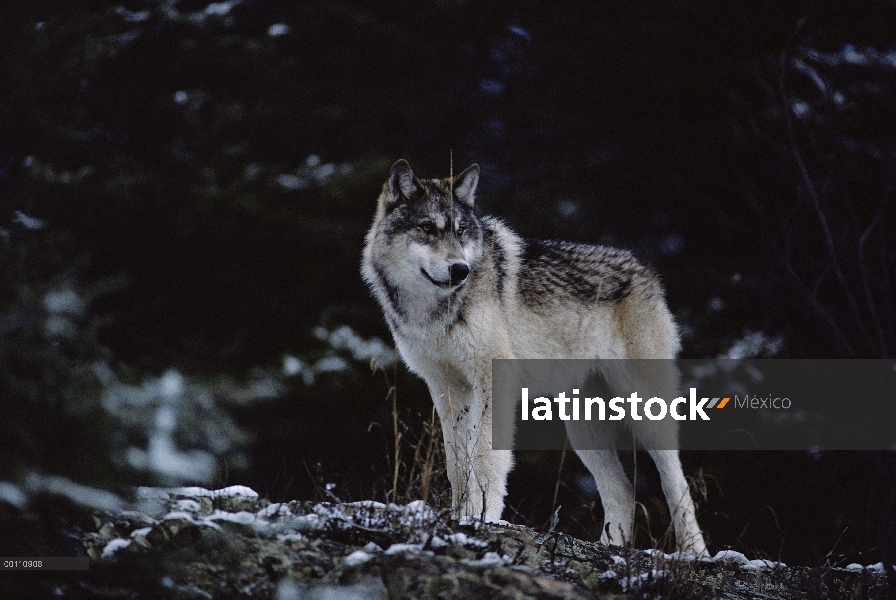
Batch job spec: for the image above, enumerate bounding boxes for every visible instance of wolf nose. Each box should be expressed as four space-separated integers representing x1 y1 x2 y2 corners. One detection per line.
449 263 470 285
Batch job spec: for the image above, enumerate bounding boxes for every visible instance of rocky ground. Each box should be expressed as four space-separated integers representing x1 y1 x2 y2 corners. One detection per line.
24 486 894 598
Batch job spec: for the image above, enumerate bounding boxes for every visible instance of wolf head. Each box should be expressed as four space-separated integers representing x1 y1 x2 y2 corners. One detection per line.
363 160 486 323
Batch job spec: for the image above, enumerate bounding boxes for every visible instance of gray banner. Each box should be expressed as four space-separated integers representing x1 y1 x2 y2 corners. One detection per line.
1 557 89 570
492 359 896 450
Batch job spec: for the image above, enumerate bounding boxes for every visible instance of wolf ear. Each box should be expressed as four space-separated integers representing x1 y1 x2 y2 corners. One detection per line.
385 159 421 206
453 164 479 208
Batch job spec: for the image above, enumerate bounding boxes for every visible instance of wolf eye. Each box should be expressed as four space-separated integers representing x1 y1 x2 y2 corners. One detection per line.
419 223 434 234
455 225 466 236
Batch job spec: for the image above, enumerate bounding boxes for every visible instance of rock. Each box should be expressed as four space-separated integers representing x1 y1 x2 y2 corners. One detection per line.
70 487 891 599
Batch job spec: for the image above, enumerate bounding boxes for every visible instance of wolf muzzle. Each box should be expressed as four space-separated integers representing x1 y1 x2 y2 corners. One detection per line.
449 262 470 286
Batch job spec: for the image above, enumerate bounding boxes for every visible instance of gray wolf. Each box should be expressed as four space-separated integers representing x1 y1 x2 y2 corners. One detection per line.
361 160 707 555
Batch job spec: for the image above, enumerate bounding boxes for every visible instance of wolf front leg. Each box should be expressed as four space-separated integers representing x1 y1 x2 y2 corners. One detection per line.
430 381 513 521
466 384 513 521
431 386 474 517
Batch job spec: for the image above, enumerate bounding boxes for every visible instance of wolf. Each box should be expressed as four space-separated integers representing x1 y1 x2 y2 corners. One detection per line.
361 160 707 556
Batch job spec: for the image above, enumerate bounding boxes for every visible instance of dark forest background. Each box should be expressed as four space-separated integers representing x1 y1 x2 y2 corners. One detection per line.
1 0 895 573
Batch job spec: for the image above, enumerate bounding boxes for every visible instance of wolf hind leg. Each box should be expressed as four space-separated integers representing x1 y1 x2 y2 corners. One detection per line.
645 449 708 556
621 359 707 556
567 419 635 547
574 449 635 547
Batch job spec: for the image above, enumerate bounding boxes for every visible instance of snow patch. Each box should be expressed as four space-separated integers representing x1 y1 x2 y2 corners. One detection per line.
0 481 26 509
204 2 237 16
268 23 290 37
276 156 352 192
101 538 132 558
116 6 151 22
664 551 697 561
13 210 46 230
384 543 423 555
710 550 749 564
445 532 489 549
465 552 509 566
343 550 373 566
313 356 348 374
620 569 666 592
25 473 124 510
208 510 257 527
216 485 259 498
176 499 201 512
720 330 783 359
282 355 305 376
743 558 784 570
257 503 291 518
276 174 306 190
138 485 258 499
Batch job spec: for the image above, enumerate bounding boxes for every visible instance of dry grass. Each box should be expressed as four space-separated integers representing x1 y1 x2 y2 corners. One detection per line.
371 363 451 509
